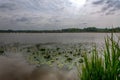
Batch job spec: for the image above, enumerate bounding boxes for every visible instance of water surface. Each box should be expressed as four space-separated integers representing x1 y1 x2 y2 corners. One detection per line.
1 33 118 45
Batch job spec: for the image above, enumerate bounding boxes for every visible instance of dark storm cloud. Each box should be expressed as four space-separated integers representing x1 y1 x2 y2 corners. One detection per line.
92 0 120 15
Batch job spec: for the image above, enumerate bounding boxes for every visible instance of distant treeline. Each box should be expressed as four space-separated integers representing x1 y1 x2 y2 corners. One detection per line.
0 27 120 33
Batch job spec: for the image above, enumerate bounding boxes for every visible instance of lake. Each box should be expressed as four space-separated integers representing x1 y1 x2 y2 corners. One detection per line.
1 33 119 45
0 33 119 50
0 33 119 68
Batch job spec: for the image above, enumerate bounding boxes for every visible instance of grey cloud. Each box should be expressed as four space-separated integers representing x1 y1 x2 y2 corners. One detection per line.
0 0 66 13
92 0 120 15
0 3 17 11
14 0 66 12
92 0 105 5
49 18 60 23
48 16 61 23
16 17 29 22
105 12 114 15
0 0 76 17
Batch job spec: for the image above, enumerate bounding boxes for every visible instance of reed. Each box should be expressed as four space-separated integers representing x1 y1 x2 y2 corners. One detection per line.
79 33 120 80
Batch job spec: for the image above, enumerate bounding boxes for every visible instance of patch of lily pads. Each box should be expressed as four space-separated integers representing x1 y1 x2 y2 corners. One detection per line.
0 42 93 69
24 43 92 69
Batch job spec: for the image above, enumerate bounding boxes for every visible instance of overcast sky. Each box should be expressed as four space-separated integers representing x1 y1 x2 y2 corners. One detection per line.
0 0 120 30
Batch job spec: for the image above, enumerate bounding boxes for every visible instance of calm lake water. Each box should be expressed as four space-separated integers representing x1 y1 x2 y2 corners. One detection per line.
0 33 119 67
0 33 119 46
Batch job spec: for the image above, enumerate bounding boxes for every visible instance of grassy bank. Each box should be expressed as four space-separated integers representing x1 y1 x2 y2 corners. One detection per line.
79 33 120 80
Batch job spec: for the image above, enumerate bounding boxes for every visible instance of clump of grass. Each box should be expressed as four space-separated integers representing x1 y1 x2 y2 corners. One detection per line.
79 33 120 80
